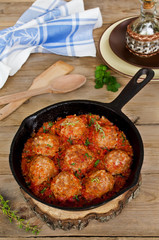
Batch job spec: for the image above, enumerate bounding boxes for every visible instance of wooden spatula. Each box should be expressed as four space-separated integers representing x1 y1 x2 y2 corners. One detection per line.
0 61 74 120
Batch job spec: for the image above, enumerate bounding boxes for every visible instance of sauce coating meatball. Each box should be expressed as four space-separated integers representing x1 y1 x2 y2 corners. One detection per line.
104 150 132 175
92 125 119 149
32 133 59 157
59 116 87 140
29 156 58 185
61 144 95 175
21 113 133 208
51 171 82 201
82 170 115 201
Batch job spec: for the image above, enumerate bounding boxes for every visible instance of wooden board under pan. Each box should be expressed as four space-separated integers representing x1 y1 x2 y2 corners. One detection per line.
21 175 141 231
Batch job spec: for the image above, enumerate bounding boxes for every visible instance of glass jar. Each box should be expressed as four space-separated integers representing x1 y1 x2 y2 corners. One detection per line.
126 0 159 57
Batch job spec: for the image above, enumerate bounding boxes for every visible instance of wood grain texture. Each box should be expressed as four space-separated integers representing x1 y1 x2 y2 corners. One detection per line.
0 173 159 237
0 0 159 239
20 179 141 231
0 61 74 120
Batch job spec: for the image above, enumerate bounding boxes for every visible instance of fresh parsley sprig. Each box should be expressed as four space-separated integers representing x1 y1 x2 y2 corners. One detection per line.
0 194 40 235
94 64 121 92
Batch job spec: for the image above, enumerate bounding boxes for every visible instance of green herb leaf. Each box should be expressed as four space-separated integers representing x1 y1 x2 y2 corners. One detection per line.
94 159 100 167
88 118 95 126
75 172 79 178
0 194 40 235
73 195 79 201
91 177 100 183
94 64 121 92
71 162 76 166
95 122 105 138
85 138 90 146
40 187 47 194
47 144 52 148
61 120 79 126
85 153 92 158
48 122 53 127
67 137 73 144
43 126 46 133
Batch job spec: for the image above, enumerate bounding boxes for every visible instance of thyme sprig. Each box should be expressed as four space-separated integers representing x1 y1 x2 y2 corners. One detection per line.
61 120 79 126
0 194 40 235
95 122 105 138
91 177 100 183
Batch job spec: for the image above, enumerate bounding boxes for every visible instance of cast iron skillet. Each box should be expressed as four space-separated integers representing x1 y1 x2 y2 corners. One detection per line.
9 68 154 211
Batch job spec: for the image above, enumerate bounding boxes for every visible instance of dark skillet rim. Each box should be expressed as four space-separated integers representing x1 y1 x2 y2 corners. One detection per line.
9 99 144 211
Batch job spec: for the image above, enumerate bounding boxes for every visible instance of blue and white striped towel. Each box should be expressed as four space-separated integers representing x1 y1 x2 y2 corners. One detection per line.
0 0 102 88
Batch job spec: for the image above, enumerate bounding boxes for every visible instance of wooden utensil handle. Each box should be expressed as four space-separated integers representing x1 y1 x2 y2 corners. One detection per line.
0 87 51 105
0 61 74 120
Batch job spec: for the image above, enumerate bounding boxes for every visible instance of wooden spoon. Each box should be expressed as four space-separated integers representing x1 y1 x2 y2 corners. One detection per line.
0 74 86 105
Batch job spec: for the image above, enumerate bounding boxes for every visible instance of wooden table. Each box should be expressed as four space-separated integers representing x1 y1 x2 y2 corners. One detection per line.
0 0 159 239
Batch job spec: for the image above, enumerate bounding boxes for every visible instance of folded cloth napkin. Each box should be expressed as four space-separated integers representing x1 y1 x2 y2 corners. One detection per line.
0 0 102 88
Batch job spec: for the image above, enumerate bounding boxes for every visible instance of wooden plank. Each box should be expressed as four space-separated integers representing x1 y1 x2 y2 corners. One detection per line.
0 238 158 240
0 0 33 3
0 0 140 28
20 179 140 230
0 61 74 120
0 173 159 236
0 52 158 124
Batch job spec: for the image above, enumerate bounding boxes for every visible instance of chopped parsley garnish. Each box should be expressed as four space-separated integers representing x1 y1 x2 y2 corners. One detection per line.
94 159 100 167
89 118 95 126
73 195 79 201
67 137 73 144
48 122 53 127
75 172 79 178
57 158 61 168
43 126 46 133
121 133 126 143
71 162 75 165
85 138 90 146
85 153 92 158
47 144 52 148
40 187 47 194
94 64 121 92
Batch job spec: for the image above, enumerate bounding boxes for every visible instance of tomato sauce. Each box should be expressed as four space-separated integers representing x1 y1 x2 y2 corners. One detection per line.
21 113 133 208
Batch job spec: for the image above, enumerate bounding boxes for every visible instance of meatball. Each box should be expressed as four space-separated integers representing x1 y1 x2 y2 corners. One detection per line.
51 171 82 201
82 170 115 201
59 116 87 140
104 149 132 175
61 144 95 175
29 155 58 185
32 133 59 157
92 125 118 149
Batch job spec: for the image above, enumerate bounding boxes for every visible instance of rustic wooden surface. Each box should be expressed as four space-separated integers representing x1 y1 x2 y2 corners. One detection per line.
20 178 141 231
0 0 159 239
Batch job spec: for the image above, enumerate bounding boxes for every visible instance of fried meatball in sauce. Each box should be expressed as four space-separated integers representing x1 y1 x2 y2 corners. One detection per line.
29 155 58 185
104 149 132 175
92 125 118 149
32 133 59 157
61 144 95 175
59 116 87 140
82 170 115 201
51 171 82 201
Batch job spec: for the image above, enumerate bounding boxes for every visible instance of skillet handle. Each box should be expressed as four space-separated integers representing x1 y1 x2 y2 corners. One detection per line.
109 68 154 111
